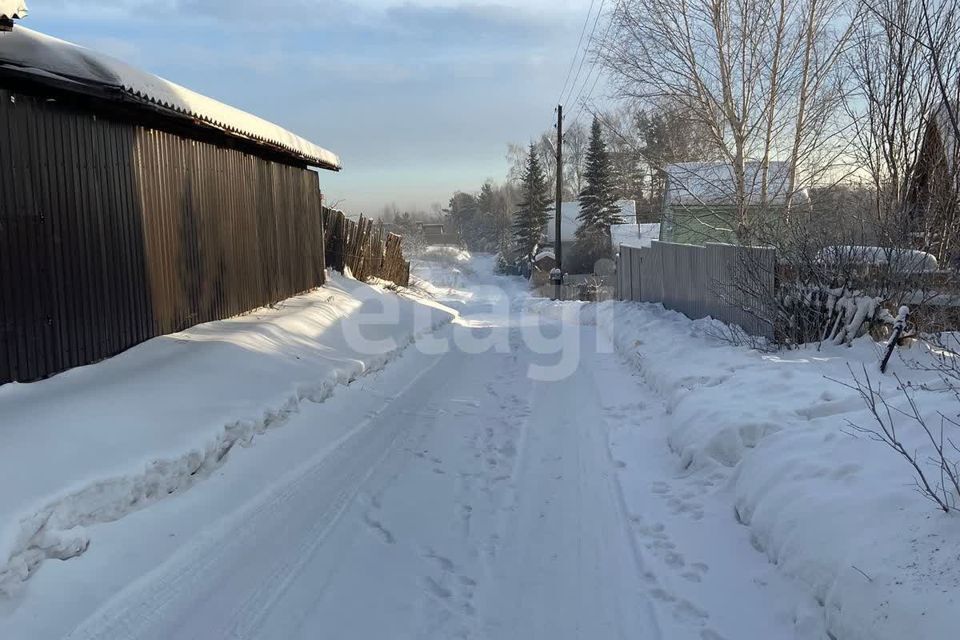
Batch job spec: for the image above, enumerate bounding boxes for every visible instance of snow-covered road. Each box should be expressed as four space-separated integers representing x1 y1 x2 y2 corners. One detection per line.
5 256 820 640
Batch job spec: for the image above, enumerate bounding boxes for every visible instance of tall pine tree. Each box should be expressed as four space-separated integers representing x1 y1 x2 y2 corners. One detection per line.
446 192 480 248
576 118 623 268
476 181 501 251
513 143 551 263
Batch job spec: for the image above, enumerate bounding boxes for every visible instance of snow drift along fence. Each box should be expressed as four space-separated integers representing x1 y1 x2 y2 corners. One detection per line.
617 241 776 339
322 208 411 287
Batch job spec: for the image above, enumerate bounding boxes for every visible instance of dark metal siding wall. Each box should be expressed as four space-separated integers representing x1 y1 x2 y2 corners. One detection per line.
0 89 326 385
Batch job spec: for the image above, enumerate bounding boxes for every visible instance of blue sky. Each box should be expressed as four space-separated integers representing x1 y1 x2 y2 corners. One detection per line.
28 0 601 216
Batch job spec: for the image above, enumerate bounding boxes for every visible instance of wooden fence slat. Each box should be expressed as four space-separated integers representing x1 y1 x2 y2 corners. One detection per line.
319 207 411 287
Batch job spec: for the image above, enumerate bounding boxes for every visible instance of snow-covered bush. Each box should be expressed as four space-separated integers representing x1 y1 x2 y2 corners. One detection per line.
728 198 955 347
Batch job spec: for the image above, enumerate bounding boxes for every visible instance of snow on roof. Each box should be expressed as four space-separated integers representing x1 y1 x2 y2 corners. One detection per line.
544 200 635 244
611 223 660 251
664 162 806 206
0 28 341 170
0 1 26 20
534 249 556 262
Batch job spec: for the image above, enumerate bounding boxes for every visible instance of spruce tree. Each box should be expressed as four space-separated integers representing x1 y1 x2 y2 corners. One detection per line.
446 192 480 249
477 181 500 251
513 143 551 262
576 118 624 268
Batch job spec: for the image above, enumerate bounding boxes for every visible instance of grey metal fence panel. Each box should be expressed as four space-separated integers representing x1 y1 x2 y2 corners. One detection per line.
617 241 775 339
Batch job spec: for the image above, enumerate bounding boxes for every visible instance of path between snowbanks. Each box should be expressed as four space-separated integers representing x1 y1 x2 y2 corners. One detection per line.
0 273 455 598
593 301 960 640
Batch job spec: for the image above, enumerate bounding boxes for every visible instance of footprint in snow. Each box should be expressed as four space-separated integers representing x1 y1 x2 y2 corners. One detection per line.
422 576 453 600
673 599 709 623
362 513 396 545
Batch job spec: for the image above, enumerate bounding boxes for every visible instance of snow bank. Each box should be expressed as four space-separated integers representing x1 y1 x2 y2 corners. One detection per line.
597 301 960 640
408 247 476 294
420 245 472 264
0 274 454 597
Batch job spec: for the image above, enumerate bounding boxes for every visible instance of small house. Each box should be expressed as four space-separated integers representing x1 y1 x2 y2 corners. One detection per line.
418 222 461 247
659 162 804 245
542 199 637 263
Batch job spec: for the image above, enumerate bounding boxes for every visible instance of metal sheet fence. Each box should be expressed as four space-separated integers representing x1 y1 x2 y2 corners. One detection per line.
617 241 776 339
0 89 326 384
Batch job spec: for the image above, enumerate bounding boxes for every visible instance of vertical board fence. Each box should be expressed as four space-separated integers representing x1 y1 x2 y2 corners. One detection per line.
617 241 776 339
0 89 326 385
322 207 411 286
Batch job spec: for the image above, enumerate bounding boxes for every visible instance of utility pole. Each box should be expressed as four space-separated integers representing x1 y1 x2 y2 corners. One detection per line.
553 105 564 301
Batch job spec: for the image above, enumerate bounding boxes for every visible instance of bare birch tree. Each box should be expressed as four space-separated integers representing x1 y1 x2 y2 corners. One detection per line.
598 0 857 239
846 0 960 262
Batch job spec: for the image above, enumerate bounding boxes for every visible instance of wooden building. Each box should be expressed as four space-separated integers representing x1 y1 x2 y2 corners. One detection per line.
417 222 460 247
0 28 341 384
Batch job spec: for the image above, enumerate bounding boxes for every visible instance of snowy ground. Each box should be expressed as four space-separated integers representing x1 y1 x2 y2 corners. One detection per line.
0 252 957 639
596 303 960 640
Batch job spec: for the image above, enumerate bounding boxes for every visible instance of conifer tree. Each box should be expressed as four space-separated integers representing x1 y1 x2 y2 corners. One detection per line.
576 118 624 267
446 192 480 248
513 143 552 262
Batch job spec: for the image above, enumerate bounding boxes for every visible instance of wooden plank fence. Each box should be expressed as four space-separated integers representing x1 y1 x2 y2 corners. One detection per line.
322 207 411 287
617 241 776 339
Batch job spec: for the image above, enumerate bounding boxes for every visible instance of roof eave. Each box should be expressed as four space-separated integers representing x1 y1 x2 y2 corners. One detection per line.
0 63 342 170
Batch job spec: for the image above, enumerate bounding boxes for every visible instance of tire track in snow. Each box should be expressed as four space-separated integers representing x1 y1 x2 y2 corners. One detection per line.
64 353 449 640
473 326 663 640
407 330 534 640
0 312 455 600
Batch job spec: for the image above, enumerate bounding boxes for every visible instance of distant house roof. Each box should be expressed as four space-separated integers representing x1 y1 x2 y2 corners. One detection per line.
544 200 636 244
664 162 806 206
611 223 661 251
0 28 341 170
534 249 556 262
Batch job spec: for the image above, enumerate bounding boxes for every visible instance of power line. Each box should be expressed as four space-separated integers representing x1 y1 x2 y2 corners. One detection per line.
565 0 620 132
556 0 599 106
567 66 604 131
562 0 606 108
